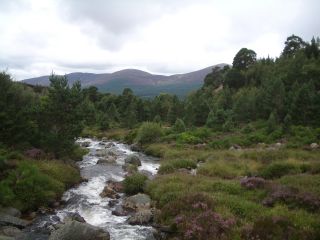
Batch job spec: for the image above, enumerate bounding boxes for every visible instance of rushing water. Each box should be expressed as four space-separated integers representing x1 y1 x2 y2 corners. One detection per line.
29 138 160 240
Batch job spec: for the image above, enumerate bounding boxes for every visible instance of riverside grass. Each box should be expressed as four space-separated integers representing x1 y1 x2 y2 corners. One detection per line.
140 140 320 239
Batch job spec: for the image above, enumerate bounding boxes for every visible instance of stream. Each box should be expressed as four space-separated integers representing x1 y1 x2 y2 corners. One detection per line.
27 138 160 240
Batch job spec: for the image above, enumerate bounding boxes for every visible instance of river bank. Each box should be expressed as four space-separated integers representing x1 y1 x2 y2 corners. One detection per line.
0 137 161 240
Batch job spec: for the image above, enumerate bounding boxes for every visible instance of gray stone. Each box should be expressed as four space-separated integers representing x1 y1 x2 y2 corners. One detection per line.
49 221 109 240
95 149 116 158
105 142 115 148
111 206 128 216
122 163 138 174
0 214 29 229
0 226 21 237
0 235 14 240
0 208 21 218
97 156 117 164
128 209 153 225
63 212 86 223
123 194 151 211
80 141 90 148
139 170 153 179
124 155 141 166
310 143 319 149
99 186 120 199
130 144 141 152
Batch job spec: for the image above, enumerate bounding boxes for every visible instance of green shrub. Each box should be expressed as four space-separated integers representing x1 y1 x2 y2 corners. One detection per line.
158 159 197 174
197 161 241 179
209 139 231 149
34 160 81 188
144 144 167 157
5 161 64 211
242 216 308 240
124 129 138 144
123 173 148 195
277 174 320 197
68 145 89 161
172 118 186 133
189 127 212 139
241 124 255 134
259 162 301 179
0 181 15 206
0 155 8 171
177 132 201 144
287 126 317 148
135 122 163 145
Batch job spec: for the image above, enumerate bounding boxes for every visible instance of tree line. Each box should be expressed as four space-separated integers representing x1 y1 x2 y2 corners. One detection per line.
0 34 319 158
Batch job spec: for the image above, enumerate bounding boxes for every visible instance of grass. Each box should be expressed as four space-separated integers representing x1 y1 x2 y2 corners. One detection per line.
276 174 320 197
81 126 130 141
33 159 81 188
119 124 320 239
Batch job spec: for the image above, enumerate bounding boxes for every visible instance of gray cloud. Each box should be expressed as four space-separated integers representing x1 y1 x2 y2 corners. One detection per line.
0 0 319 80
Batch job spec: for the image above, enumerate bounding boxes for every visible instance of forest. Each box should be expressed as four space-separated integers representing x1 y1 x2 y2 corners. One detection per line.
1 34 320 239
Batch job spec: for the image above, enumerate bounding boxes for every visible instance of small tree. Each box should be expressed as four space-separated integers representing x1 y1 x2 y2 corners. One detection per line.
232 48 257 70
267 111 277 133
172 118 186 133
135 122 163 144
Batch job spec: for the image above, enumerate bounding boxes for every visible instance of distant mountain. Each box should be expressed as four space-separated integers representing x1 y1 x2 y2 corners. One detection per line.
23 64 226 97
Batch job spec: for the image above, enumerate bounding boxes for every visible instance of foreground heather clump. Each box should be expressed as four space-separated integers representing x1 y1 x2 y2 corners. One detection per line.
242 216 314 240
158 192 235 239
175 202 235 240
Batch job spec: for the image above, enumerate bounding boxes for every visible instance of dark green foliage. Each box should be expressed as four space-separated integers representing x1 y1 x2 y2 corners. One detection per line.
158 159 197 174
38 75 85 157
259 162 301 179
172 118 186 133
232 48 257 70
177 132 201 144
242 216 308 240
123 173 148 195
135 122 163 144
267 112 278 133
282 34 306 57
0 161 64 210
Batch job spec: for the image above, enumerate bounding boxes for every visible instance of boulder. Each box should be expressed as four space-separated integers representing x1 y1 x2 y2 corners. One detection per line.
275 142 282 148
130 144 141 152
111 206 128 217
100 186 120 199
122 163 138 174
0 208 21 218
128 209 153 225
63 212 86 223
0 235 14 240
79 141 90 148
229 144 241 150
0 214 29 229
0 226 21 237
105 142 115 148
49 221 110 240
123 194 151 211
124 155 141 166
97 156 117 164
108 200 119 208
95 149 116 158
106 181 124 193
101 137 109 142
240 177 266 189
310 143 319 149
139 170 153 179
194 143 207 150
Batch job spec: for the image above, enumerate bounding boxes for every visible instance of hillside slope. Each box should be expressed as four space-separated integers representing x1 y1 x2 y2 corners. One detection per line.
23 64 226 97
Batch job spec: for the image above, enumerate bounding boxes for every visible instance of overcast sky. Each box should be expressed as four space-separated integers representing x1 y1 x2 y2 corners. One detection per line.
0 0 319 80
